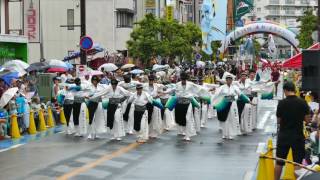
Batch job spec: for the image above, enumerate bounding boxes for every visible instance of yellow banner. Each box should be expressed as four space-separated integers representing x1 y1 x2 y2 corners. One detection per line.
166 6 173 21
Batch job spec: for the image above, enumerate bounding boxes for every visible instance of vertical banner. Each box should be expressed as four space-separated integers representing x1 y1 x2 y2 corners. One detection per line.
24 0 40 43
211 0 227 41
166 6 174 21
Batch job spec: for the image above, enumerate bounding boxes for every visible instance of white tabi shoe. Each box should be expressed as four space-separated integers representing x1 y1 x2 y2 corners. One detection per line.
74 126 81 137
116 137 122 141
66 126 74 135
183 136 191 141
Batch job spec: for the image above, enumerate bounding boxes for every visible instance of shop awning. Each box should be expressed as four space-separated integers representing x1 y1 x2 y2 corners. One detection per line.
282 43 320 69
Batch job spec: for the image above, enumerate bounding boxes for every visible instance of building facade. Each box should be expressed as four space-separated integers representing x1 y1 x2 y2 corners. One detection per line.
1 0 136 64
247 0 318 28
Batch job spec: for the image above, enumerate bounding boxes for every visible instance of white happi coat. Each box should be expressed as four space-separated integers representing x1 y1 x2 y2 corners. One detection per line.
212 84 242 137
118 80 138 133
175 81 200 137
128 92 152 140
143 83 163 137
91 85 131 138
234 79 253 134
158 84 175 130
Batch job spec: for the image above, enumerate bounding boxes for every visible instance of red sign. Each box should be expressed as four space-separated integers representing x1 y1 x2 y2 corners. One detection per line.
24 0 40 43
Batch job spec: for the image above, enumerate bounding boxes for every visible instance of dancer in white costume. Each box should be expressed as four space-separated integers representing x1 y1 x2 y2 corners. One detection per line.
143 75 163 138
234 72 254 134
158 84 175 130
199 79 219 127
90 79 131 141
248 70 259 130
174 72 200 141
118 74 138 134
128 84 152 143
87 76 107 140
212 75 241 141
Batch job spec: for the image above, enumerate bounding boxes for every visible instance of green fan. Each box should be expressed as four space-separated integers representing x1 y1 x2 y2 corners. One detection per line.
165 96 177 111
190 97 200 108
214 97 230 112
239 94 250 103
102 98 109 110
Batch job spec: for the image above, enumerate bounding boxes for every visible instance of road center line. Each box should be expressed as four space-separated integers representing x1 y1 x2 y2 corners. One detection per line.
57 142 140 180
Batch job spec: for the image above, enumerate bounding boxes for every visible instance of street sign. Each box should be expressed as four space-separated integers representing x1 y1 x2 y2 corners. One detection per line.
79 36 93 50
166 6 173 21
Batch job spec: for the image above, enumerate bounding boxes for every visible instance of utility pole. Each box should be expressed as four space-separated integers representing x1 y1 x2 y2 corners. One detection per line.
193 0 199 25
80 0 86 65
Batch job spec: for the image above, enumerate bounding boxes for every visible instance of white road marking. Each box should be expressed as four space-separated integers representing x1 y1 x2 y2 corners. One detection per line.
257 111 271 129
0 143 25 153
256 142 266 154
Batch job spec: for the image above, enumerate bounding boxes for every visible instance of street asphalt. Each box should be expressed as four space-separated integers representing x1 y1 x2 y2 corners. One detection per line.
0 98 278 180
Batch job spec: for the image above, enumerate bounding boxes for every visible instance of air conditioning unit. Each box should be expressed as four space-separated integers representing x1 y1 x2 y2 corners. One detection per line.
37 73 56 102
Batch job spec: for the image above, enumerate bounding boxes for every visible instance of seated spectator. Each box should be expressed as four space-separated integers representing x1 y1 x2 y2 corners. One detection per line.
30 97 41 128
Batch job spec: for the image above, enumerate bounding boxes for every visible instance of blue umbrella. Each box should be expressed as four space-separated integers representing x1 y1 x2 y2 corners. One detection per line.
130 69 144 74
65 62 74 70
0 72 19 86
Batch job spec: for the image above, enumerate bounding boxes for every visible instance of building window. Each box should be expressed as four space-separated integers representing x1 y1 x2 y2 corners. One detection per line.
67 9 74 30
257 8 261 12
116 10 134 28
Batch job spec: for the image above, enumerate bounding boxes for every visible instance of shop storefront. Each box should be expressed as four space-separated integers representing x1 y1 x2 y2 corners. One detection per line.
0 34 28 64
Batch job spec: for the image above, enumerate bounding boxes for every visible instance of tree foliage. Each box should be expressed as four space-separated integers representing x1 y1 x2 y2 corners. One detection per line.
127 14 202 66
297 9 317 49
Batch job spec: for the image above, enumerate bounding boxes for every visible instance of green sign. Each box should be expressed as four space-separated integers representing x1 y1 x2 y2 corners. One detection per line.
234 0 253 21
0 42 28 62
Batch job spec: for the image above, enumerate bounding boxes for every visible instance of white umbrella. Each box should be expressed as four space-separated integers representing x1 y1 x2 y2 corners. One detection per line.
86 70 103 76
196 61 206 68
3 60 30 70
4 66 27 77
48 59 68 69
98 63 118 72
0 87 19 108
130 69 144 74
152 64 168 72
121 64 135 69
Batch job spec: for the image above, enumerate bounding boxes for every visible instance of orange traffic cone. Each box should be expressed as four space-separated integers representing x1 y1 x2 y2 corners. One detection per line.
38 109 47 131
11 114 21 139
59 107 67 125
47 107 55 128
28 111 37 135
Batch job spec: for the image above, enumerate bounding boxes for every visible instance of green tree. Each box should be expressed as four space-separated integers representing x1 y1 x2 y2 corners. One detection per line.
127 14 201 66
297 9 317 49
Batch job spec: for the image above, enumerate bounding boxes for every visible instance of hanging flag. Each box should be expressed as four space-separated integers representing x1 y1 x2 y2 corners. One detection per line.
234 0 253 21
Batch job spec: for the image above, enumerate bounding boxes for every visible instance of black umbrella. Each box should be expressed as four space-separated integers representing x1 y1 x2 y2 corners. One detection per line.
301 172 320 180
27 62 49 72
